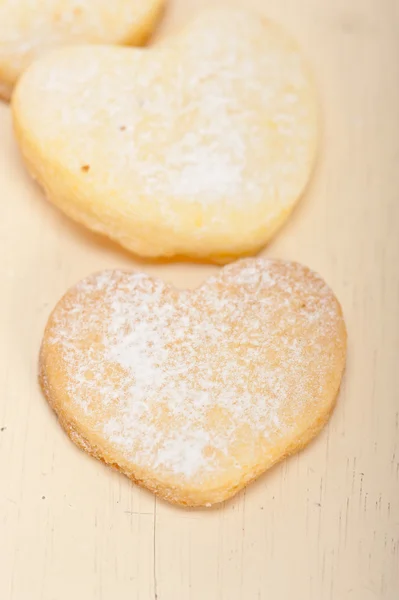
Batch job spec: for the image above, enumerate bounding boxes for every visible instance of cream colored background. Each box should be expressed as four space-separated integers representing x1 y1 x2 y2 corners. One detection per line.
1 0 398 598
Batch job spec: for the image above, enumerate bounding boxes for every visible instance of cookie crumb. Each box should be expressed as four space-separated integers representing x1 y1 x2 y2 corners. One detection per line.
119 125 126 131
81 165 90 173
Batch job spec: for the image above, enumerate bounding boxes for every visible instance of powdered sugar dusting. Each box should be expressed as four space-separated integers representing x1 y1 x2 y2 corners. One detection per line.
0 0 162 88
18 8 317 217
44 259 346 483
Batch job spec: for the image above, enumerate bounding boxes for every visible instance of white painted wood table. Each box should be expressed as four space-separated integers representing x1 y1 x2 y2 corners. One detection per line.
0 0 398 598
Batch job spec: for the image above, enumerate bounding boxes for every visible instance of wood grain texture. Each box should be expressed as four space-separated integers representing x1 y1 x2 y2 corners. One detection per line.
0 0 398 598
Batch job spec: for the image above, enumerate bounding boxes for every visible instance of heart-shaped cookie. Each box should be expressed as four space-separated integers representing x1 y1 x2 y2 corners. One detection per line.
40 259 346 506
13 8 318 262
0 0 165 100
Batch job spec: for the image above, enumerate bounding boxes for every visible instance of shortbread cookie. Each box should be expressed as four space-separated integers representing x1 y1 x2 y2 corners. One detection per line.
13 8 318 262
40 259 346 506
0 0 165 100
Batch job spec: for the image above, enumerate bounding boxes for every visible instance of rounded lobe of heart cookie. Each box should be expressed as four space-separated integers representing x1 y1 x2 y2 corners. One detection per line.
0 0 165 101
39 259 346 506
13 7 318 262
